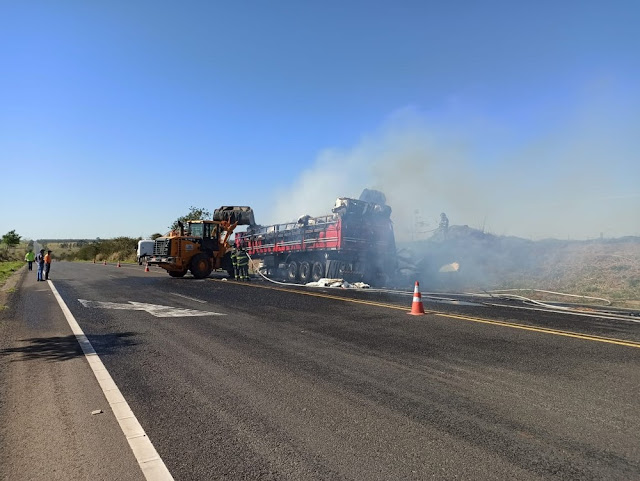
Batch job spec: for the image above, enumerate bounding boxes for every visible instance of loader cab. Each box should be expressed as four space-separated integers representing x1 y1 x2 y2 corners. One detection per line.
186 220 222 255
187 220 217 240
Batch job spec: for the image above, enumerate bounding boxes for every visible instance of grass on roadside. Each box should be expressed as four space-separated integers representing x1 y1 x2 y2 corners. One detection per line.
0 261 24 288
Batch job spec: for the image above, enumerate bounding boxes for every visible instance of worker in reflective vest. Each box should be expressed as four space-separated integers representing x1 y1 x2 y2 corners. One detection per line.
25 250 35 271
230 247 239 280
236 247 250 281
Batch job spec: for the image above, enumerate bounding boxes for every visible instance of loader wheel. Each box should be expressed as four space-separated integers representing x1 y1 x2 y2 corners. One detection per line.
286 261 298 282
190 254 213 279
311 262 324 282
168 269 187 278
299 261 311 283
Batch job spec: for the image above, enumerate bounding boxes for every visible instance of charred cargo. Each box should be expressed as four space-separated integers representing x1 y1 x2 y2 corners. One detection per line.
235 195 397 286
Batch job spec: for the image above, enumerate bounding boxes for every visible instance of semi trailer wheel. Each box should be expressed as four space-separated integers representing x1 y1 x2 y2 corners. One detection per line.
299 261 311 283
286 261 298 282
311 262 324 282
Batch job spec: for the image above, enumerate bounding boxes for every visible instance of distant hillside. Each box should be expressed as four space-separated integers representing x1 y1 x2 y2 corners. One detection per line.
400 226 640 307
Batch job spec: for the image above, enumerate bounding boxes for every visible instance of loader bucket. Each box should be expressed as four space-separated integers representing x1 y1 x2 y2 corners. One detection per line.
213 206 256 226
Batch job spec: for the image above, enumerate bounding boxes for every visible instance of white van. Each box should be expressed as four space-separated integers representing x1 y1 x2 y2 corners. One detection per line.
137 240 155 265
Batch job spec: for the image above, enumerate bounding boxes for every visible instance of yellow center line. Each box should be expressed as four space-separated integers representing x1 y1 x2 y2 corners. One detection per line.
213 279 640 349
216 279 423 312
433 312 640 348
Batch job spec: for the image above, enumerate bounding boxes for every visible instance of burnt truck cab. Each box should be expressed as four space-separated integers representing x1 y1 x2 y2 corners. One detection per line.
149 206 254 279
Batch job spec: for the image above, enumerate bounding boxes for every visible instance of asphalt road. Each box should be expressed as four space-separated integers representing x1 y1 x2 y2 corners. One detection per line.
1 261 639 480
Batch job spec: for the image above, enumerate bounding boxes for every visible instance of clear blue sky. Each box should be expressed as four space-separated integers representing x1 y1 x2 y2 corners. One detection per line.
2 1 638 241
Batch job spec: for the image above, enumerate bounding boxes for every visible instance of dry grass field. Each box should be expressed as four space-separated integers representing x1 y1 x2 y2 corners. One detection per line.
408 230 640 309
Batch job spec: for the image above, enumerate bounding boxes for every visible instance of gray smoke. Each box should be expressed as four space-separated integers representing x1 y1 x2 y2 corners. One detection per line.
270 96 639 241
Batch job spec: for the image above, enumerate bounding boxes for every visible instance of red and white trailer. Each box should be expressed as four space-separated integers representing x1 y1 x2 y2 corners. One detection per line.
235 197 397 286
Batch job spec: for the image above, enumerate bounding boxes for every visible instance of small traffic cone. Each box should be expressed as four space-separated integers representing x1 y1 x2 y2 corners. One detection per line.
144 262 150 272
117 261 121 268
408 281 425 315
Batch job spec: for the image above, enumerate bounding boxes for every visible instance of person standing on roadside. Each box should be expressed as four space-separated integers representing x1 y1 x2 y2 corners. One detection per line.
35 249 45 281
236 246 250 281
25 250 35 271
44 250 52 281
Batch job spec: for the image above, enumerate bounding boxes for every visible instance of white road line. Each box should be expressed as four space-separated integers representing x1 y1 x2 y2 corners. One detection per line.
47 280 174 481
169 292 207 304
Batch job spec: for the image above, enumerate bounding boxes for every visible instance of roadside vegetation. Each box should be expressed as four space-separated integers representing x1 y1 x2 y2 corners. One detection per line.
50 237 141 263
1 233 148 265
0 261 23 288
0 230 27 288
40 207 208 263
405 229 640 309
0 234 152 289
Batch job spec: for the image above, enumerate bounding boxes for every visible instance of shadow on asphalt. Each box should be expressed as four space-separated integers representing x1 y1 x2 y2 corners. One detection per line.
0 332 138 362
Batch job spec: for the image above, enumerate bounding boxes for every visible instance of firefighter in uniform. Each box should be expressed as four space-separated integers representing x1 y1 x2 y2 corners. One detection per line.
236 246 250 281
230 247 239 280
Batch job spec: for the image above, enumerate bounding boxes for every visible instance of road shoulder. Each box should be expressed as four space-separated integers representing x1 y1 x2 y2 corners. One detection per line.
0 267 144 481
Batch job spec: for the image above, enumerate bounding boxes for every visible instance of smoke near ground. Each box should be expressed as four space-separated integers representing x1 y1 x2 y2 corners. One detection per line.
267 84 640 297
270 84 640 242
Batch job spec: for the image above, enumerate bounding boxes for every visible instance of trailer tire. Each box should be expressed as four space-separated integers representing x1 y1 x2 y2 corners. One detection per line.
311 262 324 282
299 261 311 283
286 261 298 282
190 254 213 279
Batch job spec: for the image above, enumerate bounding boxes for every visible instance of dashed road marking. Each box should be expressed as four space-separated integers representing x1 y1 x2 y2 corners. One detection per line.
169 292 207 304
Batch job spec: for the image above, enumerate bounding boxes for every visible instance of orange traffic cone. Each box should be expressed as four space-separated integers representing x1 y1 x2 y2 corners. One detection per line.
408 281 425 315
117 261 121 268
144 262 150 272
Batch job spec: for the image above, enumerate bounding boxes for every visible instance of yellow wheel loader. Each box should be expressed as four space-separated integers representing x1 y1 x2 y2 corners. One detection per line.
148 206 255 279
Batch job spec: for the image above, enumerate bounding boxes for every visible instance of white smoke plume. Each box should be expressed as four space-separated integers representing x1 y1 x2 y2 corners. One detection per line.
270 87 640 241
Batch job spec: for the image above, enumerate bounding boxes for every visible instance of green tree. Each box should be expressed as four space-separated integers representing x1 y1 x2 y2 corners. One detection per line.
169 206 211 231
77 243 100 261
2 230 21 248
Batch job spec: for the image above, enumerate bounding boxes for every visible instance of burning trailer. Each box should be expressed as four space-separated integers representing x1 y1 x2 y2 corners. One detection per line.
235 190 398 286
